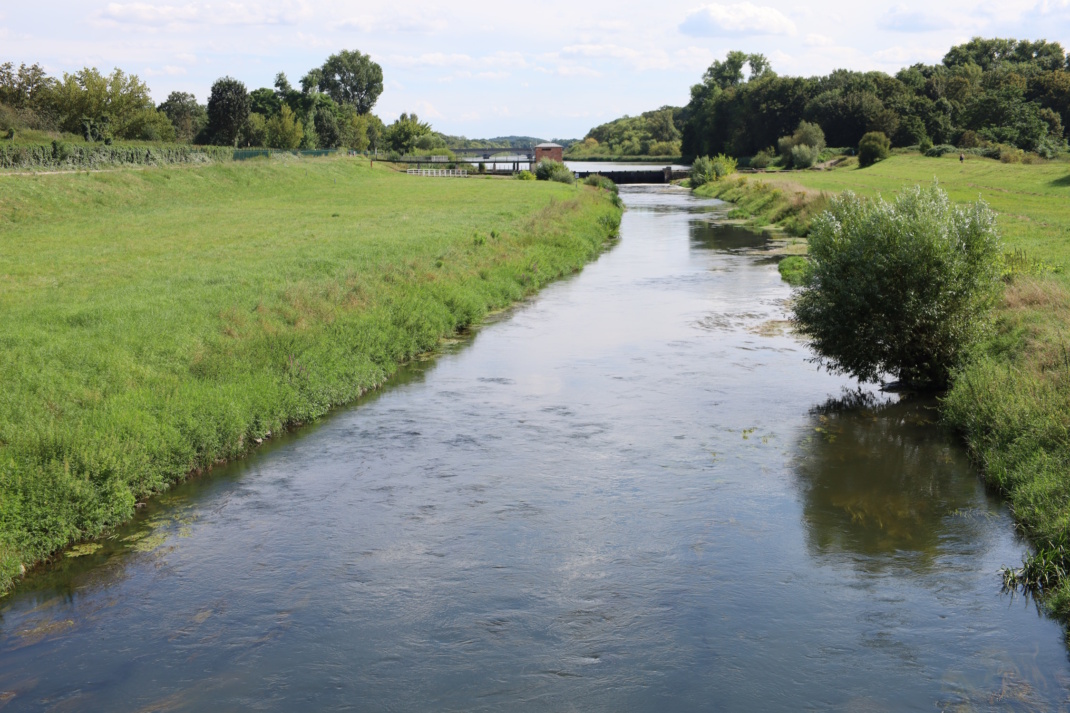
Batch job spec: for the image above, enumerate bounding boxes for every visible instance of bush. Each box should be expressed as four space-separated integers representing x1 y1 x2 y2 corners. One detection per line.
750 147 775 169
534 159 574 184
515 170 535 181
710 153 738 180
689 155 714 187
918 137 933 154
790 144 821 169
858 131 891 167
778 121 827 168
583 174 618 192
792 184 1002 388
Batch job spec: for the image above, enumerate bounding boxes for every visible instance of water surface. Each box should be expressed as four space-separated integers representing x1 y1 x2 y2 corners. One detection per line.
2 187 1067 711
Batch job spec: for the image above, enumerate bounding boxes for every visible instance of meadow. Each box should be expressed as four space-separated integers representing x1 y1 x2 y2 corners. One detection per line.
0 156 621 594
699 155 1070 617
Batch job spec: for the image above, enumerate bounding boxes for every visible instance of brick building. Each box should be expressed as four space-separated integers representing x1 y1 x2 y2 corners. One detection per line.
534 142 564 162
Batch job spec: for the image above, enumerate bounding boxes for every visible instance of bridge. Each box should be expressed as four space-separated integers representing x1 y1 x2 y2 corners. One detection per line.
448 147 534 159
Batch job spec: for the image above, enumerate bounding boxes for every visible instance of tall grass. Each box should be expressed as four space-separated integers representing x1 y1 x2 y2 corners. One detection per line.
0 157 622 593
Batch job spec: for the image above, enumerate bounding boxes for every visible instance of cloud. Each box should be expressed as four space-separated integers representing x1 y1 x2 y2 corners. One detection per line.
387 51 527 70
805 33 835 47
144 65 187 76
98 2 303 27
878 5 953 32
337 14 447 34
679 2 797 37
560 43 713 72
556 64 601 77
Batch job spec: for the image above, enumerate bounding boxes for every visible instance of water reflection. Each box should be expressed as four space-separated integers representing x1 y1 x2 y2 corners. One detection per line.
689 219 769 252
794 391 994 569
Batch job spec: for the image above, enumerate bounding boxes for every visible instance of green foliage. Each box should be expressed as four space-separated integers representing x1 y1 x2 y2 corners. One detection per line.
680 40 1070 161
316 50 383 114
515 170 535 180
534 159 574 184
858 131 891 167
240 112 268 147
568 106 684 157
750 147 775 169
793 184 1003 387
690 154 737 186
384 112 432 153
583 174 618 193
206 77 250 147
778 255 810 285
790 144 822 169
265 105 303 149
919 136 934 153
158 91 207 143
0 142 232 169
0 159 622 594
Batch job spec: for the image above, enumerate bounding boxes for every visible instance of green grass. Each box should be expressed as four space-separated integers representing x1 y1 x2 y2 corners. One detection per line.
0 156 622 593
701 153 1070 620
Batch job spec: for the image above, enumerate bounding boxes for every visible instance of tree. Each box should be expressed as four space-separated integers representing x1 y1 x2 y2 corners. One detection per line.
249 87 281 118
384 112 432 153
792 185 1002 388
265 105 302 149
858 131 891 167
159 91 207 142
317 50 383 114
206 77 250 147
49 67 155 137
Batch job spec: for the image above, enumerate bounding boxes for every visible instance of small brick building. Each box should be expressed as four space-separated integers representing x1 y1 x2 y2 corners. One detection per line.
534 142 564 162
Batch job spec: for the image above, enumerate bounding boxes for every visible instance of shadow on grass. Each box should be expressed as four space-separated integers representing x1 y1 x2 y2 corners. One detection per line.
1049 174 1070 188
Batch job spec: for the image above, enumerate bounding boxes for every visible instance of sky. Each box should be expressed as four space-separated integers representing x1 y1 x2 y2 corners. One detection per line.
2 1 1068 139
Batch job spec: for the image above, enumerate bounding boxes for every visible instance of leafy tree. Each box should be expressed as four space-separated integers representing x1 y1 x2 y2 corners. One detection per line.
793 185 1002 388
0 62 54 110
49 67 155 138
206 76 250 147
239 112 268 147
384 112 432 153
158 91 207 142
316 50 383 114
337 105 370 150
265 105 302 149
249 88 281 118
858 131 891 166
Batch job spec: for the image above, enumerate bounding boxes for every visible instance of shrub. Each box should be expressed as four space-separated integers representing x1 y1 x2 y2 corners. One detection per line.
778 256 809 286
534 158 574 183
778 121 827 168
1000 145 1025 163
689 155 714 187
710 153 738 180
515 170 535 181
790 144 821 169
750 147 775 169
792 184 1003 388
583 174 618 192
918 137 933 154
858 131 890 167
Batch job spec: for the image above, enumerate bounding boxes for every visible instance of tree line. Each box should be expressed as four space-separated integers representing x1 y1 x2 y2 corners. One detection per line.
679 38 1070 161
0 50 476 154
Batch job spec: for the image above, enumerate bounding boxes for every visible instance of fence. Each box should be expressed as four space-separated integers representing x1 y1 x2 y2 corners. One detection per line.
406 169 468 178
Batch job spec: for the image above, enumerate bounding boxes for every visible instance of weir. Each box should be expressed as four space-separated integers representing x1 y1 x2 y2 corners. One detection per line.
575 167 689 184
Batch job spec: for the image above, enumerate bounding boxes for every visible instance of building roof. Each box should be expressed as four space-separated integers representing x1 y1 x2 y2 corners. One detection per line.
535 142 562 148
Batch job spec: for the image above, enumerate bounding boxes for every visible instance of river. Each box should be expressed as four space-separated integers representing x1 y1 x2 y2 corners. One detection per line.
1 186 1068 711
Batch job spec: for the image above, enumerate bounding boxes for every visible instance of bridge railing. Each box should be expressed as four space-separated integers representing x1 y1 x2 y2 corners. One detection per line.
406 169 468 178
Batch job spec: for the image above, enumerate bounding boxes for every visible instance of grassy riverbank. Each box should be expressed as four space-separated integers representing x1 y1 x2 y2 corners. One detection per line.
698 154 1070 618
0 156 622 595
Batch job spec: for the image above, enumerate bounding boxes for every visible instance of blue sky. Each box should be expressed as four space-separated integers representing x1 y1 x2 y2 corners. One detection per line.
2 1 1068 139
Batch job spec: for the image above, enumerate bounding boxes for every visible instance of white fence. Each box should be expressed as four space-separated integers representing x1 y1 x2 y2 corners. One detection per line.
406 169 468 178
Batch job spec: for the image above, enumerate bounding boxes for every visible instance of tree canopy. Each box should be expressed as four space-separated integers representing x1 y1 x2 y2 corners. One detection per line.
316 50 383 114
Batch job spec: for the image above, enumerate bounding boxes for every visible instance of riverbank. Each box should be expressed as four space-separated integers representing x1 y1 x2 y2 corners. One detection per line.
0 156 622 595
697 154 1070 619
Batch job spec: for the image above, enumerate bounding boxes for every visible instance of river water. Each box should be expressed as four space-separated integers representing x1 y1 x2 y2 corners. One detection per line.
2 187 1069 711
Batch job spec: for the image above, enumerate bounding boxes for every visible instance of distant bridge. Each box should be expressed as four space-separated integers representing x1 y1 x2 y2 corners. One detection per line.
448 147 534 159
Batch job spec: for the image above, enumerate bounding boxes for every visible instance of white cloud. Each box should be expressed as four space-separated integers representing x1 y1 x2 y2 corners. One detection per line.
560 43 713 72
679 2 797 37
337 14 447 34
804 33 835 47
556 64 601 77
98 2 304 27
144 65 187 76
